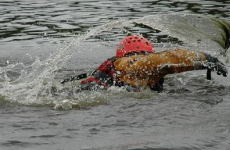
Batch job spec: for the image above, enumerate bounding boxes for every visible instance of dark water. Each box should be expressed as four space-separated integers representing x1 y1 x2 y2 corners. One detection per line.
0 0 230 150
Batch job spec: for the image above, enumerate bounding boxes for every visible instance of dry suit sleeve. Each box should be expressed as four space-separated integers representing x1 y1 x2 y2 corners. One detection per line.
113 48 208 87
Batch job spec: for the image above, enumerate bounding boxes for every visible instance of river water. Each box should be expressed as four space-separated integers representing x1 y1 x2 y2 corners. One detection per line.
0 0 230 150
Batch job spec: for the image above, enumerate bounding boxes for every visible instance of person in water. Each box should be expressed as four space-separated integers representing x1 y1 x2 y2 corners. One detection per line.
79 35 228 92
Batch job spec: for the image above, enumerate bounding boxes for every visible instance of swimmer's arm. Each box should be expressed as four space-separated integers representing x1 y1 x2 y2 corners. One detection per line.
114 48 227 86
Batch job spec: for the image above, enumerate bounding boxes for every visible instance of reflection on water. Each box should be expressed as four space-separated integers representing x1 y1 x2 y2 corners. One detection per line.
0 0 229 42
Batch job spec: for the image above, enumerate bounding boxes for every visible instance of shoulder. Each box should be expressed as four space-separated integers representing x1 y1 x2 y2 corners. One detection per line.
113 55 146 68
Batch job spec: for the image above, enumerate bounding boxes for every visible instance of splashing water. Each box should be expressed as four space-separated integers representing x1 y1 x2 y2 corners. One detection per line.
0 14 229 109
0 19 132 107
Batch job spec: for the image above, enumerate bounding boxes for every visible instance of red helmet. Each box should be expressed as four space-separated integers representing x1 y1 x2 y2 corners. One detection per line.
116 35 155 57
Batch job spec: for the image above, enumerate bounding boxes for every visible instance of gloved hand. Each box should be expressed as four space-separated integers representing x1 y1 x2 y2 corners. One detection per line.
206 60 228 77
204 53 228 79
215 61 228 77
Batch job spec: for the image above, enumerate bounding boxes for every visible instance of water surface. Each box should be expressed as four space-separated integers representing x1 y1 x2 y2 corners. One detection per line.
0 0 230 150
